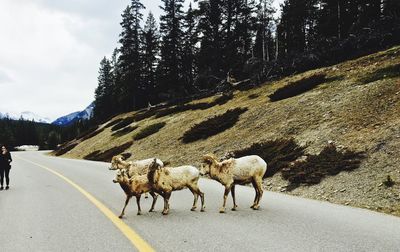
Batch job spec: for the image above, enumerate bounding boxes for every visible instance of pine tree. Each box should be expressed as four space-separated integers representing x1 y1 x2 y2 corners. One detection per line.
253 0 275 62
93 57 114 121
222 0 257 76
277 0 319 57
157 0 185 98
117 1 145 111
181 3 199 93
383 0 400 18
142 12 159 104
110 47 122 112
197 0 224 83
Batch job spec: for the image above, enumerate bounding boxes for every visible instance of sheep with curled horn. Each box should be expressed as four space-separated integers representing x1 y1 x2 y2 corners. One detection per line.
113 169 158 218
200 154 267 213
109 154 164 198
147 159 205 215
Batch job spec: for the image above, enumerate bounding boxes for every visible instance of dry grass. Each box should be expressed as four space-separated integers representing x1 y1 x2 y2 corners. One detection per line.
53 142 79 156
83 141 133 162
60 45 400 217
358 63 400 84
133 122 166 140
111 125 139 137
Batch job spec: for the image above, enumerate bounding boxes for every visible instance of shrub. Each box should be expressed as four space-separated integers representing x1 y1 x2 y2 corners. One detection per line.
111 125 139 137
83 150 101 160
155 92 234 119
155 105 189 118
53 142 79 156
248 93 260 99
111 117 135 131
281 144 365 188
181 107 248 143
83 141 133 162
133 122 166 140
359 63 400 84
120 152 132 160
75 126 99 140
104 118 123 128
80 128 104 141
213 91 234 105
383 175 395 187
269 73 327 102
132 109 158 122
231 139 305 177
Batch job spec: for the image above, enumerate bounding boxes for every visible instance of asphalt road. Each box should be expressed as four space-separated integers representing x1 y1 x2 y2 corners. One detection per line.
0 151 399 252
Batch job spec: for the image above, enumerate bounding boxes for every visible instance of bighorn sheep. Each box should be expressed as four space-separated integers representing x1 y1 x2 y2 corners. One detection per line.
110 155 164 176
148 159 205 215
201 154 267 213
110 155 164 198
113 169 158 218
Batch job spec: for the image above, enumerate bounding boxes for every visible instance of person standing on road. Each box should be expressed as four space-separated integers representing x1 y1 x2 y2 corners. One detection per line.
0 145 12 190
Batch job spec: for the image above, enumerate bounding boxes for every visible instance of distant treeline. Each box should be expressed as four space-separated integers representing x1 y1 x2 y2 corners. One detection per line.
93 0 400 122
0 118 93 150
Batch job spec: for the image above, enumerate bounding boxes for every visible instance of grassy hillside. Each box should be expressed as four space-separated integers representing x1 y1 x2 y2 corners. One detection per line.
55 46 400 216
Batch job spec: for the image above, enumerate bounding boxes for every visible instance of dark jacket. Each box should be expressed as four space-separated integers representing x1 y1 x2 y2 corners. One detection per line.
0 152 12 169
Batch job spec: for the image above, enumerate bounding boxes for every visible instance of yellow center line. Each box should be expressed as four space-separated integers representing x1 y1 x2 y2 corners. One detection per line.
17 156 155 252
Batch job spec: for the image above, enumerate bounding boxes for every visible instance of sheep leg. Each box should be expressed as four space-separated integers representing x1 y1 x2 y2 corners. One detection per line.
253 178 264 210
136 195 142 215
231 184 238 211
188 186 199 211
149 191 158 212
119 195 132 218
162 192 171 215
220 185 232 213
198 188 206 212
250 179 259 209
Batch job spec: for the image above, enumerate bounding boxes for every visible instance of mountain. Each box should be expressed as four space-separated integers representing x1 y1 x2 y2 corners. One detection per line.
0 111 52 124
52 103 94 126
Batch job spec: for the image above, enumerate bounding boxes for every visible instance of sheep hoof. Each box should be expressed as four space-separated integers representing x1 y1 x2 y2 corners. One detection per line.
201 208 205 212
118 215 123 219
145 196 149 199
190 207 196 211
219 208 226 213
231 208 237 211
149 209 154 212
137 212 142 215
252 205 260 210
162 211 169 215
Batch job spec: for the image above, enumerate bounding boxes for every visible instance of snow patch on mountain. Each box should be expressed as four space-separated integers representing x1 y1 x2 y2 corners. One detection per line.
0 111 52 124
52 103 94 126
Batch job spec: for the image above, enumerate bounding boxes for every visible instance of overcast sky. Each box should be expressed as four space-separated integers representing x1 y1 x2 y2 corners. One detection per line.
0 0 283 121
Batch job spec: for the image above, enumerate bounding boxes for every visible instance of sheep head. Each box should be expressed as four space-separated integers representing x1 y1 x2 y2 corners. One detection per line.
109 155 125 170
113 169 127 183
200 154 217 175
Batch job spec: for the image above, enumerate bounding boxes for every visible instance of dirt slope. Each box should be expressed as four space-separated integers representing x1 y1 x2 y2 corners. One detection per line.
58 46 400 216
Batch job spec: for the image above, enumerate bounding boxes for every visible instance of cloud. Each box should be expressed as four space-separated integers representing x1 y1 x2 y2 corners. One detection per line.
0 0 131 120
0 69 12 84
